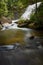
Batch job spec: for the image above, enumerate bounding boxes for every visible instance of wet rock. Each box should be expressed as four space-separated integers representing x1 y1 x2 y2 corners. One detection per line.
13 43 22 50
11 24 14 26
24 45 38 49
0 48 43 65
24 34 43 49
36 41 41 46
5 27 8 29
29 35 34 39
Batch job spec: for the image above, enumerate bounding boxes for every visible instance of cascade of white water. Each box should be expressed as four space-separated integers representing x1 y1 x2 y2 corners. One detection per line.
1 2 41 31
2 19 19 30
21 2 41 20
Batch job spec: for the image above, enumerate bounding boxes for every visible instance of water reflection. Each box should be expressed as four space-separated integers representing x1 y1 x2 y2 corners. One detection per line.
31 30 43 37
0 28 43 45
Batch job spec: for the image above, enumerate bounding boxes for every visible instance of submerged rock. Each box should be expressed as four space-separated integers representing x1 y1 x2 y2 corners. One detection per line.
29 35 34 39
0 48 43 65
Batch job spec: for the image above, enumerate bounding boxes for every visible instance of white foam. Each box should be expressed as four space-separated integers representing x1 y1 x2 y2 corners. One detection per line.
0 45 14 50
21 2 41 20
1 2 41 31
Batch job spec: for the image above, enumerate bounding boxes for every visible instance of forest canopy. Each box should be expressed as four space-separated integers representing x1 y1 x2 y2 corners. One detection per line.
0 0 43 19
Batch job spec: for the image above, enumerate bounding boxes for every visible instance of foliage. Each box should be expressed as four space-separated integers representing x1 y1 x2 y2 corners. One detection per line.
0 0 43 19
0 0 8 17
30 2 43 28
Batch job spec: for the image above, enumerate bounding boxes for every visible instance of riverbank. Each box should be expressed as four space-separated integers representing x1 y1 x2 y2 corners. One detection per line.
15 20 43 31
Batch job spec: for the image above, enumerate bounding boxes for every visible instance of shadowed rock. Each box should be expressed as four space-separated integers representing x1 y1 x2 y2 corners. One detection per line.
29 36 34 39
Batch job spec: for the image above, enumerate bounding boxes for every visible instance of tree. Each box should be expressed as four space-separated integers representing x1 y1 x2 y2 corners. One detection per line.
35 0 37 14
0 0 8 17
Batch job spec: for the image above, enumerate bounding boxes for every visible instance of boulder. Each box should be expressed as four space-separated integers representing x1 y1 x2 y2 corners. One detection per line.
1 16 12 24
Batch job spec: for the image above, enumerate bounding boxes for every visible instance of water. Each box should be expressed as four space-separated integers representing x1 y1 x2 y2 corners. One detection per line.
0 45 14 51
0 2 43 65
1 2 41 31
0 2 43 50
21 2 41 20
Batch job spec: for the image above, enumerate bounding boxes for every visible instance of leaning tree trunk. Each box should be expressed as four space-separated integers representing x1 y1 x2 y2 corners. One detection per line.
35 0 38 22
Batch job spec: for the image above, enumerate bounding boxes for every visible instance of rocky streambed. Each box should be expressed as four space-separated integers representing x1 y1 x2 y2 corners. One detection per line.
0 28 43 65
0 46 43 65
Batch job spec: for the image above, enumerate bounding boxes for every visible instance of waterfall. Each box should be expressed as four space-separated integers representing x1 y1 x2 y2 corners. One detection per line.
1 2 41 31
1 19 29 31
21 2 41 20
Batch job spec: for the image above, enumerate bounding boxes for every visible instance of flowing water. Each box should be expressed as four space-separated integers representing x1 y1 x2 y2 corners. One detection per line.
1 2 41 31
0 2 43 49
0 2 43 65
21 2 41 20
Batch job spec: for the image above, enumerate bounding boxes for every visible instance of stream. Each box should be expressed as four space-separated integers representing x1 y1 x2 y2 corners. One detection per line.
0 2 43 49
0 2 43 65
